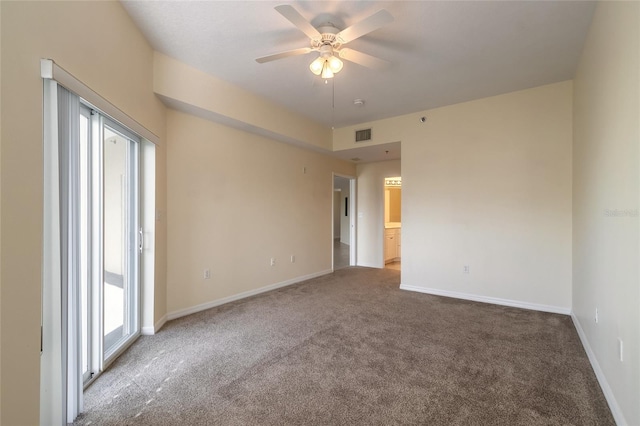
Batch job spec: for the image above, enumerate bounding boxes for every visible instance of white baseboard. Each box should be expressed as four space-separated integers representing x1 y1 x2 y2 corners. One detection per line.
571 313 626 426
141 326 154 335
357 261 383 269
399 284 571 315
141 314 168 335
166 269 333 322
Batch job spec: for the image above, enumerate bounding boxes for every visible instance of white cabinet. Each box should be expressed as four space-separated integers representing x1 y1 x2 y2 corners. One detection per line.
384 228 401 263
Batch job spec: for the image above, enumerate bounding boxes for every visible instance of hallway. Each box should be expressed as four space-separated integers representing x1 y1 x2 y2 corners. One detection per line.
334 239 350 270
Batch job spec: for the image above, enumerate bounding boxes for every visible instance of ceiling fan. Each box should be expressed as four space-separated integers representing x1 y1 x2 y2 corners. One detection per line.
256 5 394 79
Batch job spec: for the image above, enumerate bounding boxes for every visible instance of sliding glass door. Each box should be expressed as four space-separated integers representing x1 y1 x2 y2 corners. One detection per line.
80 105 140 385
102 119 139 359
41 76 150 423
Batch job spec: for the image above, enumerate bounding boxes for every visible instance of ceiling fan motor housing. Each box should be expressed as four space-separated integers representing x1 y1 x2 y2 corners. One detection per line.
311 24 342 51
317 44 336 58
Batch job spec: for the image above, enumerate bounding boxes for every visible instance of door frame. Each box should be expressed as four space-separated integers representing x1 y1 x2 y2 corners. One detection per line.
332 173 357 269
41 59 155 425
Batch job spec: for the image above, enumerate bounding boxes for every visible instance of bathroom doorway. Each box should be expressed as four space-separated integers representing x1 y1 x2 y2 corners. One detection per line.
384 177 401 270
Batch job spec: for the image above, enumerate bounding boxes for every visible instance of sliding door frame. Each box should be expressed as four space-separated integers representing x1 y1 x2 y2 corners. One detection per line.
41 58 157 425
100 114 141 367
82 107 142 387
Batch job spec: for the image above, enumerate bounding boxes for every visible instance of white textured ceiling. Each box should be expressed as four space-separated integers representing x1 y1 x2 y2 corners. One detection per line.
122 0 595 130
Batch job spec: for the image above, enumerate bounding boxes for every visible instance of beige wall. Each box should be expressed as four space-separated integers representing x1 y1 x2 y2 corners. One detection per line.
154 53 333 152
403 82 573 311
166 109 354 315
572 1 639 424
356 160 402 268
0 1 167 423
1 0 636 423
341 82 573 311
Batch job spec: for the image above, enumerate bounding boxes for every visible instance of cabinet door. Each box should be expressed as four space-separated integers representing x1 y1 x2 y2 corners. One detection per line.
385 233 396 262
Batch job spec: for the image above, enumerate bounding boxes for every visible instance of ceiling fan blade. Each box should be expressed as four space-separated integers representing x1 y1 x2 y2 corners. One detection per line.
256 47 314 63
275 5 321 40
338 48 390 69
336 10 393 44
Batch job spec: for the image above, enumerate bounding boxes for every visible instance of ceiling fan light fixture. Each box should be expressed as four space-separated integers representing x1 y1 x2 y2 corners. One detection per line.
258 6 394 79
320 61 334 79
327 55 343 73
309 56 325 75
310 54 342 78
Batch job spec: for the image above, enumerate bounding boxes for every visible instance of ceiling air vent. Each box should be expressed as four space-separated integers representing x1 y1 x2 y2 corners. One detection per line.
355 128 372 142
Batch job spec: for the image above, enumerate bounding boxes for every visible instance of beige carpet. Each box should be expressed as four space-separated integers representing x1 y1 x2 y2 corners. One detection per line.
74 267 613 425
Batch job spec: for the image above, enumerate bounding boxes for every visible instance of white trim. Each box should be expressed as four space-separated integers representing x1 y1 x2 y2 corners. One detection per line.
332 173 357 268
141 314 167 336
399 284 571 315
140 326 155 336
166 270 333 321
102 331 141 371
571 313 627 426
140 141 156 335
41 78 65 426
40 59 159 145
349 177 357 266
358 261 382 269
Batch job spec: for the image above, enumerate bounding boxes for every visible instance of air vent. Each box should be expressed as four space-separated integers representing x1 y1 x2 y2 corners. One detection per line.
355 128 372 142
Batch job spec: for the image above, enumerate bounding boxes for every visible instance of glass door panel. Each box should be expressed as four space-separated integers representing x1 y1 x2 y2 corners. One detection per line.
103 126 126 354
78 106 140 387
102 121 139 360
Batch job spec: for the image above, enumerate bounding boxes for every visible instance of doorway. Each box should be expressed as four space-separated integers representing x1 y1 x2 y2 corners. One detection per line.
333 175 356 269
384 176 401 271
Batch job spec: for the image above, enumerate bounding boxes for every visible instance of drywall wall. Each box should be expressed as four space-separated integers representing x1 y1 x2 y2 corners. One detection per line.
572 2 640 424
356 161 402 268
403 82 573 312
338 81 573 311
154 53 332 152
0 1 166 423
166 109 355 315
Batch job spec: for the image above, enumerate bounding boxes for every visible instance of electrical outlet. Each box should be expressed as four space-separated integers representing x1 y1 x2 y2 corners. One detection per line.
618 339 624 362
270 258 276 266
595 308 598 324
463 265 470 274
290 255 295 263
203 269 211 280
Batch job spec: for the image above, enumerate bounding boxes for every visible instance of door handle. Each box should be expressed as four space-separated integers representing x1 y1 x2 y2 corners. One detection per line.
139 228 144 253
